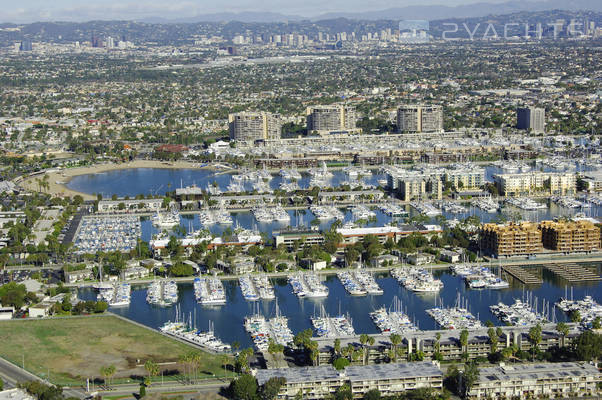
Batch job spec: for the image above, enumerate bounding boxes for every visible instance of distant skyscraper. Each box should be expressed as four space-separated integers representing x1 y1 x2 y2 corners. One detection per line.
397 105 443 133
229 112 282 142
517 107 545 133
19 40 32 51
306 105 357 134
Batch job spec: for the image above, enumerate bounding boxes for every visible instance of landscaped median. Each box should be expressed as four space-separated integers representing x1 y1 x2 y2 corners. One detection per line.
0 314 230 387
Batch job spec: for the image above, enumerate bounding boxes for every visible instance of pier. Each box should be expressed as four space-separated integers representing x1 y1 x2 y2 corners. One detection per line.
545 263 601 283
501 265 542 285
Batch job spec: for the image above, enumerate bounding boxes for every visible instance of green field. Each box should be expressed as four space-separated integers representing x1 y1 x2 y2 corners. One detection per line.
0 315 226 386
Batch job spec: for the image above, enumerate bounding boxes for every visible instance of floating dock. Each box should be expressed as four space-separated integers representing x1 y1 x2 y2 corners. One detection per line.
545 263 601 283
501 265 542 285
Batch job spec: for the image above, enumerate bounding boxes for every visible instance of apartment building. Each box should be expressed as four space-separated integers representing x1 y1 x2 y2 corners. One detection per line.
444 167 485 190
311 324 578 366
517 107 545 133
540 220 601 252
229 111 282 142
255 362 443 400
306 105 358 135
397 177 442 201
480 222 543 256
494 172 576 197
397 105 443 133
467 362 601 399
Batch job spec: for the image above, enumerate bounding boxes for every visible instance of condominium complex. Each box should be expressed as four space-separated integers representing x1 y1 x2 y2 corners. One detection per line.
517 107 545 133
467 362 602 399
444 166 485 190
312 324 578 366
228 112 282 142
255 361 443 400
397 105 443 133
306 105 358 134
540 220 601 252
397 177 443 201
480 222 543 256
494 172 576 196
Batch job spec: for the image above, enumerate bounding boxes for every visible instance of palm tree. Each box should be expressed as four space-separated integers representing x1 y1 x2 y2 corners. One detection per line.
459 329 469 361
390 334 402 362
487 327 498 354
333 338 341 357
360 334 369 365
144 360 159 386
556 322 569 348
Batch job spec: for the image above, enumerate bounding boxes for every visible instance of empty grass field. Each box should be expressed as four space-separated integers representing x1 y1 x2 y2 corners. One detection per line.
0 315 226 386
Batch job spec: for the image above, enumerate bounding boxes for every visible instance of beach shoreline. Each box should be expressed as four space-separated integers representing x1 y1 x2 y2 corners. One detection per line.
18 159 209 200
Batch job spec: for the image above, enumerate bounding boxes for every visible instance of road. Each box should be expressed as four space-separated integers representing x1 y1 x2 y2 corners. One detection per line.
0 357 84 398
0 355 227 399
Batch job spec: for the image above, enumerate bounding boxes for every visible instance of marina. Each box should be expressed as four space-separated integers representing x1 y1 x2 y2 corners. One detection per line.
311 306 356 338
194 276 227 306
556 291 602 326
545 263 601 283
370 296 418 334
239 275 276 301
244 304 294 351
426 295 483 330
151 209 181 228
490 293 550 326
471 197 500 213
337 270 383 296
505 197 547 211
391 267 444 293
146 280 179 307
160 311 231 353
74 215 141 254
450 265 510 289
97 282 131 307
252 205 290 223
288 272 329 298
410 202 442 217
86 265 601 350
500 265 543 285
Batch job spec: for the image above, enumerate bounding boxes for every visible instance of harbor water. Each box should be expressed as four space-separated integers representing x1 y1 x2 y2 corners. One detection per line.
79 265 602 350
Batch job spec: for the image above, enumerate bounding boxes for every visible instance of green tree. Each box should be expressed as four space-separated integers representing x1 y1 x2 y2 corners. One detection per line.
528 323 542 360
570 309 582 323
144 360 159 385
459 329 469 356
462 362 480 396
260 377 286 400
362 388 381 400
573 331 602 362
334 384 353 400
487 327 498 354
556 322 569 348
230 374 258 400
333 357 350 370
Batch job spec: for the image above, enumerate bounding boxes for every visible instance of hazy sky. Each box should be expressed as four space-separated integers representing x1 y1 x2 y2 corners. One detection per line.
1 0 511 23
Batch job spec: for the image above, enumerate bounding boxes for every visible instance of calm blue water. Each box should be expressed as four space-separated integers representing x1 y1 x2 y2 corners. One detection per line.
79 266 602 349
67 168 384 198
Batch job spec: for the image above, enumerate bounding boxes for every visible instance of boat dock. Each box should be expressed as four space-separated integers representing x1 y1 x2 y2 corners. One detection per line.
545 263 601 283
501 265 542 285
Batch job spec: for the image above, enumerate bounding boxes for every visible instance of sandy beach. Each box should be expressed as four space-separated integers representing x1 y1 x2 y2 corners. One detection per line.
19 159 207 200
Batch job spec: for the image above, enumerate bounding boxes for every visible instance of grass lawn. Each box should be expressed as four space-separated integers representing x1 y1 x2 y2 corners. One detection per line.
0 315 227 386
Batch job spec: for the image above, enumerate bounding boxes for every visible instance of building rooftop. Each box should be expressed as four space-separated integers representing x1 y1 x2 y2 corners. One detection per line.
345 361 442 381
255 365 342 386
477 362 601 384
